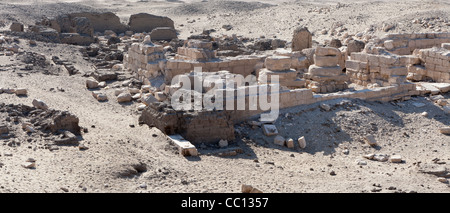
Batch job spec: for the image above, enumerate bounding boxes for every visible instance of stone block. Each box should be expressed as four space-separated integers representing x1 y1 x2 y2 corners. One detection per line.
168 134 198 157
265 56 291 71
380 66 408 76
307 65 342 76
315 46 340 57
345 60 360 70
314 55 338 67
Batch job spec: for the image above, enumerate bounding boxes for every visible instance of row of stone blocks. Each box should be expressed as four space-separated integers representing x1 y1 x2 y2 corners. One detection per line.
409 46 450 83
380 32 450 55
345 52 419 87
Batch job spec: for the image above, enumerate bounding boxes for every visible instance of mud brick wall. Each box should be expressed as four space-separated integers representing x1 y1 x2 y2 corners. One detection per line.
410 47 450 83
345 52 418 87
380 32 450 55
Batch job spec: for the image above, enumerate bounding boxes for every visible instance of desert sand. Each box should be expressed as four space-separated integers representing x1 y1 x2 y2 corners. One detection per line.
0 0 449 194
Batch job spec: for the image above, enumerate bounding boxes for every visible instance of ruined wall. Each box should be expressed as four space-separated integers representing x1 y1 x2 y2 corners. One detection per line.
345 52 419 87
139 102 235 144
410 47 450 83
379 32 450 55
123 41 166 84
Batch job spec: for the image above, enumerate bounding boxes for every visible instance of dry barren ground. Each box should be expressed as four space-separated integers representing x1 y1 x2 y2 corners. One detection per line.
0 0 449 193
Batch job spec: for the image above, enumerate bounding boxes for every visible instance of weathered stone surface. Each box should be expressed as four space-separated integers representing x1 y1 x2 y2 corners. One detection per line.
117 93 132 103
315 46 340 57
347 39 365 54
264 56 291 71
308 65 342 76
390 155 403 163
128 13 175 33
0 124 9 134
32 99 49 110
241 184 263 193
69 12 127 33
286 138 295 148
418 164 450 178
10 22 24 32
297 136 306 149
92 91 107 101
262 124 278 136
168 134 198 157
14 88 27 96
440 127 450 135
72 17 94 37
141 94 158 105
292 27 312 51
314 55 339 67
373 154 389 162
218 139 228 148
365 135 377 146
274 135 285 146
86 77 99 89
54 130 78 145
149 27 177 41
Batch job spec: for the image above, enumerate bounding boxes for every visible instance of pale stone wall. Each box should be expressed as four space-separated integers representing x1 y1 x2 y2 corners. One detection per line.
378 32 450 55
345 52 418 87
409 46 450 83
123 41 166 84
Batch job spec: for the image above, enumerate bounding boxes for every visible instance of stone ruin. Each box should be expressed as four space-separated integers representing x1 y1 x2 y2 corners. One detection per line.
7 11 449 155
11 12 176 46
304 47 348 93
127 31 450 150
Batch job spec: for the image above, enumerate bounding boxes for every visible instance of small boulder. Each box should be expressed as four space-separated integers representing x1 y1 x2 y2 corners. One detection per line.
365 135 378 146
298 136 306 149
10 22 24 32
262 124 278 136
286 138 295 149
86 77 99 89
390 155 403 163
14 88 27 96
117 93 132 103
274 135 285 146
218 139 228 148
32 99 49 110
439 127 450 135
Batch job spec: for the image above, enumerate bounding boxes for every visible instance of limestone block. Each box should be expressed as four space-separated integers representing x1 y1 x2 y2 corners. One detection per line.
274 135 286 146
168 134 198 157
308 65 342 76
345 60 360 71
380 66 408 76
262 124 278 136
86 77 99 89
14 88 27 96
315 46 340 57
265 56 291 71
314 55 338 67
297 136 306 149
117 93 132 103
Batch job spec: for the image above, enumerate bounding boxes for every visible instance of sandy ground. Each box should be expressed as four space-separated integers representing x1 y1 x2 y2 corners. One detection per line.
0 0 449 193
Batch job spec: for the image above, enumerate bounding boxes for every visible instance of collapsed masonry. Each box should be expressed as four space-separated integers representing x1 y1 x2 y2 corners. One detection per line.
125 29 449 145
16 12 176 46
